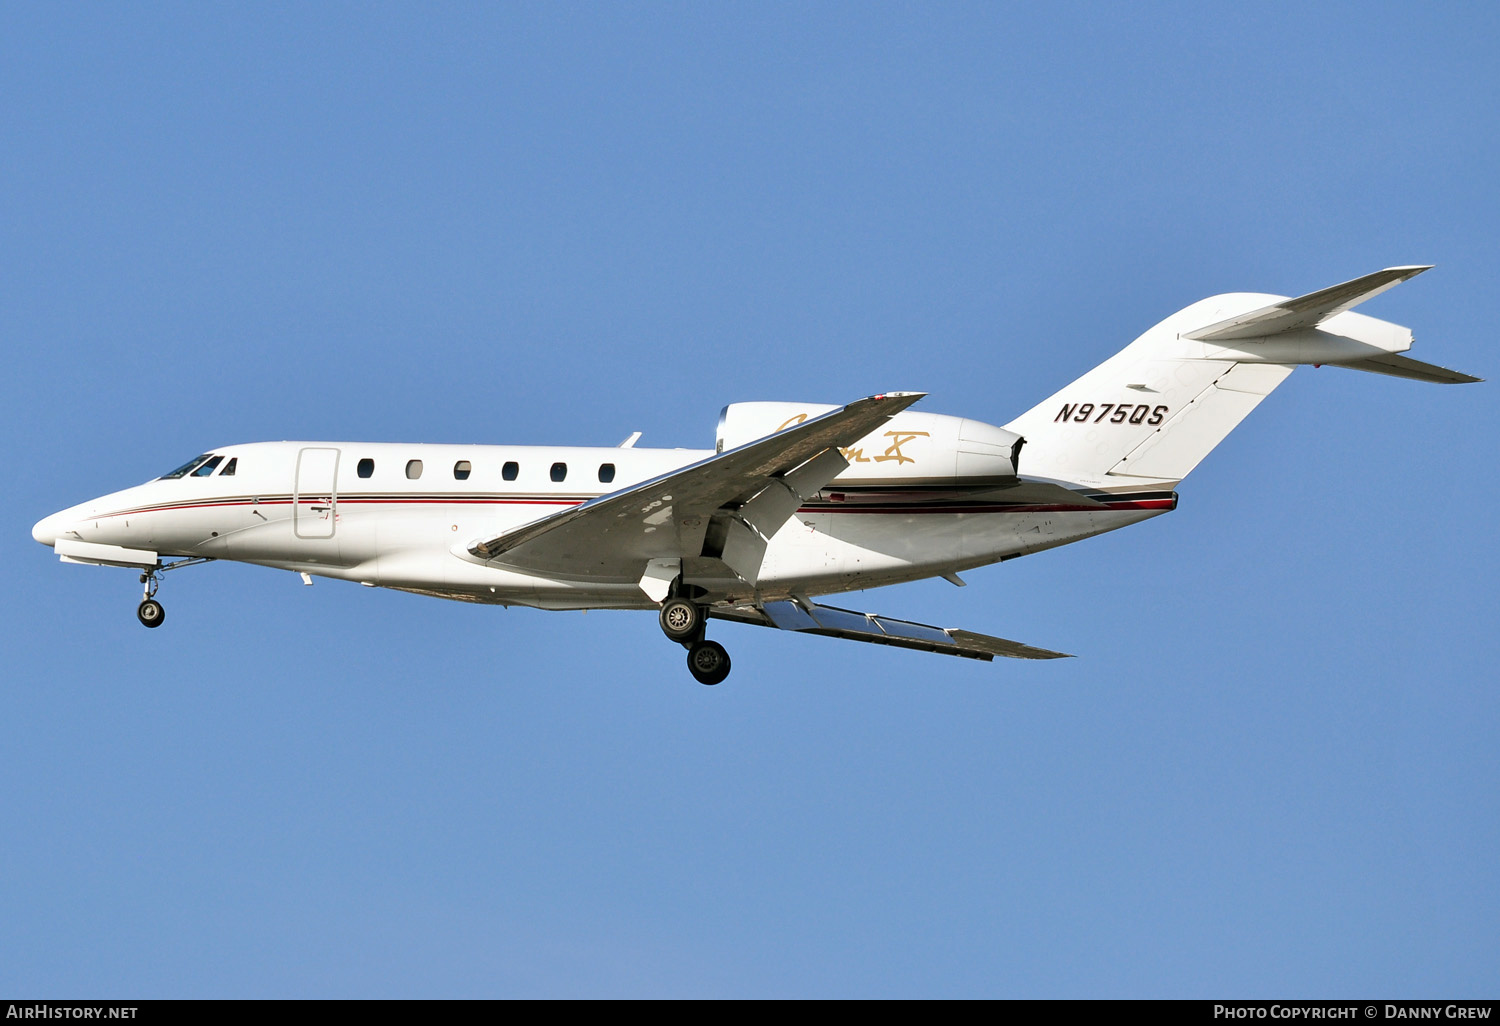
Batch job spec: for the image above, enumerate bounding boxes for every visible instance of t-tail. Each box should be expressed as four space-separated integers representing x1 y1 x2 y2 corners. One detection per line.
1004 266 1480 490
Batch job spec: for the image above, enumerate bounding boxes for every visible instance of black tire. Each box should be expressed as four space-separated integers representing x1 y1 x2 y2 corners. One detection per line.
137 599 165 629
659 597 702 642
686 640 731 686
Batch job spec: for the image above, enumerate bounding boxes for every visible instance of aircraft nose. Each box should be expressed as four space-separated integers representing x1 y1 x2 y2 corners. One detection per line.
32 511 66 546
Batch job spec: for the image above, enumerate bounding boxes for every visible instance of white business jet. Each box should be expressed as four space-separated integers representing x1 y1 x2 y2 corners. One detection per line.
33 267 1478 684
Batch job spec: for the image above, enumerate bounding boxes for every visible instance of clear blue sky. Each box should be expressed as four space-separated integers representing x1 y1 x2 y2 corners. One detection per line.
3 2 1495 998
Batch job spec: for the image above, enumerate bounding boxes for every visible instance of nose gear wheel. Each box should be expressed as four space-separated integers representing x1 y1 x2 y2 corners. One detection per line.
137 599 165 628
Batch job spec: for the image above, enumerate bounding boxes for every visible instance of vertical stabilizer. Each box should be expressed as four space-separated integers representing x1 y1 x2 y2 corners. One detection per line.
1004 267 1471 489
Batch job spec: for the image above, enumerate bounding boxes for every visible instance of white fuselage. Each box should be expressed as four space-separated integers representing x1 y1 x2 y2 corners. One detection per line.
33 421 1175 610
29 268 1467 680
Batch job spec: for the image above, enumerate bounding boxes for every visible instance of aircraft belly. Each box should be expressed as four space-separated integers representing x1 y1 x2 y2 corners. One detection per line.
1012 507 1163 555
760 511 974 593
758 507 1167 595
109 489 1167 606
826 510 1018 583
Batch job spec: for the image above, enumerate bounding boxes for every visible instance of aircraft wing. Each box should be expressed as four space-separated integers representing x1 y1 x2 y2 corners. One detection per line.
712 600 1072 661
467 392 926 579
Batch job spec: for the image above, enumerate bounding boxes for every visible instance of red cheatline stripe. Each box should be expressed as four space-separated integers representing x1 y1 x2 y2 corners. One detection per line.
796 499 1176 514
89 494 1174 521
91 496 588 519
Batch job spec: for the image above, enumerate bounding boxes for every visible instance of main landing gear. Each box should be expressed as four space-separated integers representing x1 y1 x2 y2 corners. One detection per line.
686 639 731 686
134 557 214 629
658 592 732 686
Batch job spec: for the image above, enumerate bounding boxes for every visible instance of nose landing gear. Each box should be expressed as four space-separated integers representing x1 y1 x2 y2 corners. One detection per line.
138 567 165 628
133 556 214 629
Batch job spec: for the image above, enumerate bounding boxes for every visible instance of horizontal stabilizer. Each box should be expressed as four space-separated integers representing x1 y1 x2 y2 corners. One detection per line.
714 600 1072 661
1335 352 1482 384
1184 266 1431 341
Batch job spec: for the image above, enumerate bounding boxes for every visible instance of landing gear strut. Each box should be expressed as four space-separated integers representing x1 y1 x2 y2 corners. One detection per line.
658 583 733 685
133 557 213 629
138 567 165 628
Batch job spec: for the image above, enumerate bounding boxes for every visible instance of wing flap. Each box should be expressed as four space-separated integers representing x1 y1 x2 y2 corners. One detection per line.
728 600 1072 661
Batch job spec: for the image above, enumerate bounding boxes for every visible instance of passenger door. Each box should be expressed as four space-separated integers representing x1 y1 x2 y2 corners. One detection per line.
294 447 340 539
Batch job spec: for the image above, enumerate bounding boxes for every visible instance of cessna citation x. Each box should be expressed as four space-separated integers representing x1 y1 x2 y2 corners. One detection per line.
32 267 1478 684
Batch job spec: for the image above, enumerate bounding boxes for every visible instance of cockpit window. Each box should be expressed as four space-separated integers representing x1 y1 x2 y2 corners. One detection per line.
220 457 237 477
191 455 224 477
160 454 214 479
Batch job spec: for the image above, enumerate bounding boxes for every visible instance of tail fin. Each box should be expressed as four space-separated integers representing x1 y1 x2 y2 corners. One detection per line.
1005 266 1479 490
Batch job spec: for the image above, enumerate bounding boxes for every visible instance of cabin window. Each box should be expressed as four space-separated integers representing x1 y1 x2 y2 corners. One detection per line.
453 460 472 480
598 463 616 484
220 458 237 477
406 459 423 480
191 455 224 477
550 462 567 482
160 454 212 479
502 461 519 481
357 458 374 479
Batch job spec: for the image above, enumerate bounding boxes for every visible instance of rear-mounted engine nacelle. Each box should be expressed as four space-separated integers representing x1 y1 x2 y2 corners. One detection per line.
715 401 1024 482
